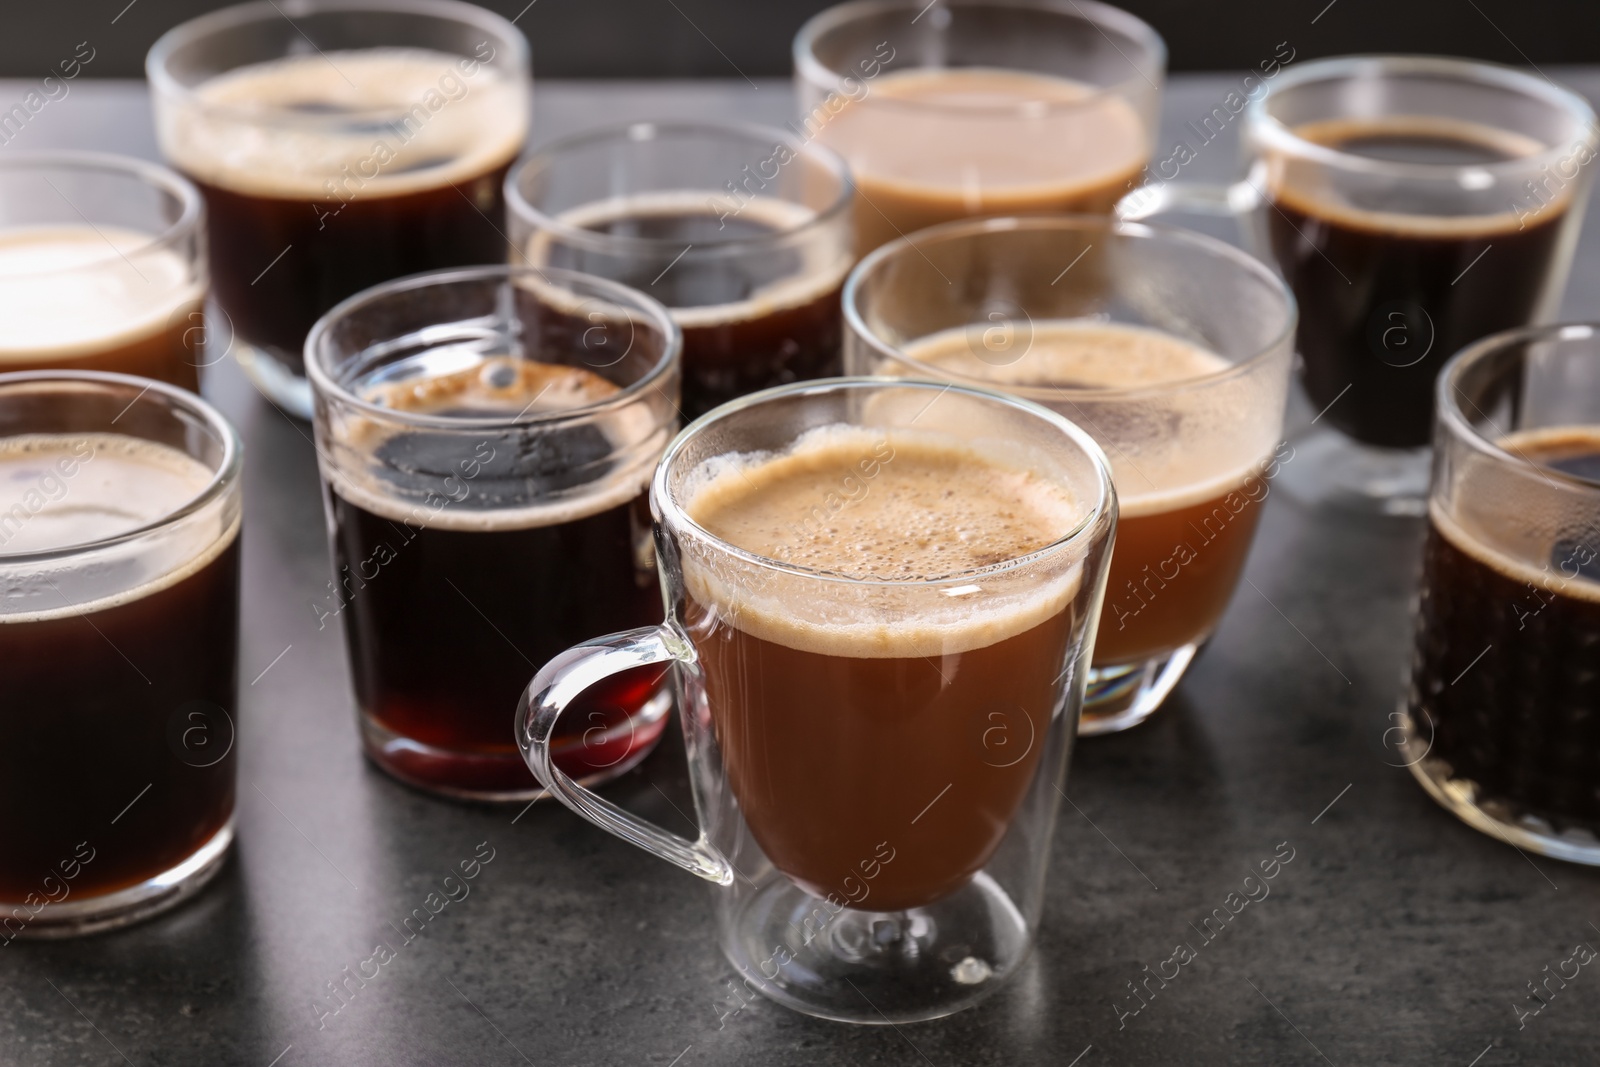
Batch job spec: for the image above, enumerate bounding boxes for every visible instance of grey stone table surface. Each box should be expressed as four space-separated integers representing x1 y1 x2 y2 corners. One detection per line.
4 70 1600 1067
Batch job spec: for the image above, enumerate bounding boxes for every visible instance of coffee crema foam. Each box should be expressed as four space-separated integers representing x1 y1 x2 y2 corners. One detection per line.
160 49 527 199
899 321 1266 517
680 425 1090 658
526 191 853 325
0 226 201 360
326 356 664 533
0 433 236 622
1266 116 1557 237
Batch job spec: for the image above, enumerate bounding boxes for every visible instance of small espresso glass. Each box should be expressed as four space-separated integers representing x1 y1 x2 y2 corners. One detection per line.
0 371 242 937
520 378 1117 1023
149 0 532 418
845 215 1294 734
1121 55 1598 516
307 266 681 801
0 153 207 391
1401 322 1600 864
506 120 854 422
793 0 1164 255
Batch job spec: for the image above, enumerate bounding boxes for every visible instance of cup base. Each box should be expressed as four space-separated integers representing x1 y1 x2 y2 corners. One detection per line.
1276 426 1430 517
721 871 1031 1024
235 341 313 420
1 817 233 940
361 686 672 802
1081 644 1197 736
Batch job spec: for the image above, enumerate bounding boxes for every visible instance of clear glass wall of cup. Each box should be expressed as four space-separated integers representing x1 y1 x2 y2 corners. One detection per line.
0 371 242 937
0 153 207 391
506 120 854 422
519 378 1116 1022
1121 55 1598 516
306 265 681 801
148 0 531 418
845 215 1294 734
792 0 1164 256
1402 322 1600 864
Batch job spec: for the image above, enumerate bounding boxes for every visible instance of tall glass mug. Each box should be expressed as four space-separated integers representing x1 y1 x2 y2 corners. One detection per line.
792 0 1164 255
519 379 1116 1022
1402 323 1600 864
0 153 207 391
307 266 680 801
0 372 242 936
1122 55 1597 515
506 121 854 422
846 216 1294 734
149 0 531 418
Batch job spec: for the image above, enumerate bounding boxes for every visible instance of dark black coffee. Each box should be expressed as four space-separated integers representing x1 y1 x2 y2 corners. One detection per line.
1266 119 1570 448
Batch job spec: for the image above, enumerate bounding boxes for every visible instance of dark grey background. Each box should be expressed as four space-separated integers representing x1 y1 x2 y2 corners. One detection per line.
7 0 1600 80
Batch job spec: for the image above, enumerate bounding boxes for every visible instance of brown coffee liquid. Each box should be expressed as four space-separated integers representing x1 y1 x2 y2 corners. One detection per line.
0 226 204 391
161 50 527 377
819 68 1148 254
1410 428 1600 830
683 427 1084 910
1265 117 1569 448
0 435 237 904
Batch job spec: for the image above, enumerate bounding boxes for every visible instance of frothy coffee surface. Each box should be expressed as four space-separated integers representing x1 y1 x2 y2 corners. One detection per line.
0 226 201 360
161 49 527 199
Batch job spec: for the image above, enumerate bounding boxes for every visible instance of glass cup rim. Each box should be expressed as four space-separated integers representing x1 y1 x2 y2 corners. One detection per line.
842 213 1298 402
791 0 1166 118
505 119 855 257
145 0 531 124
304 263 683 432
1246 53 1600 181
1439 321 1600 497
652 375 1117 588
0 370 242 565
0 150 203 281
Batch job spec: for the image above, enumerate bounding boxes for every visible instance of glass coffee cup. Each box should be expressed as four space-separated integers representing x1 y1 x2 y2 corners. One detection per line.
845 215 1294 734
1401 322 1600 864
519 378 1117 1022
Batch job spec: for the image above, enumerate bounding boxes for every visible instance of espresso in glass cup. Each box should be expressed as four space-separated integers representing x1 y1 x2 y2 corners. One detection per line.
0 154 207 391
846 216 1294 734
0 371 241 937
793 0 1163 255
307 265 681 801
1402 323 1600 864
149 0 531 418
520 378 1117 1023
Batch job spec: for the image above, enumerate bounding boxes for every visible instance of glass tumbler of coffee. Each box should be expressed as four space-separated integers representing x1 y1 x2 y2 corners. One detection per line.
0 371 242 937
1122 55 1597 516
793 0 1164 255
148 0 531 418
845 215 1295 734
0 153 207 391
1402 322 1600 864
306 265 681 801
520 378 1117 1022
506 121 854 422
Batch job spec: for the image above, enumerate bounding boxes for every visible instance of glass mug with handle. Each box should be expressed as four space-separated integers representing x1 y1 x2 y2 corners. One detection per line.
519 378 1117 1023
1120 54 1598 516
845 215 1295 735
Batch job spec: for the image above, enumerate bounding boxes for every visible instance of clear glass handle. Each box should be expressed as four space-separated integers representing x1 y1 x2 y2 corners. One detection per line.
517 625 735 886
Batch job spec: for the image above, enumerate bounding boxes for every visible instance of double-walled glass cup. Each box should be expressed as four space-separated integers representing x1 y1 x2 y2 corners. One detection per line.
506 120 855 422
0 371 242 937
0 153 207 391
149 0 532 418
1402 323 1600 864
793 0 1164 255
1122 55 1597 516
307 266 681 801
846 215 1295 734
519 378 1117 1023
